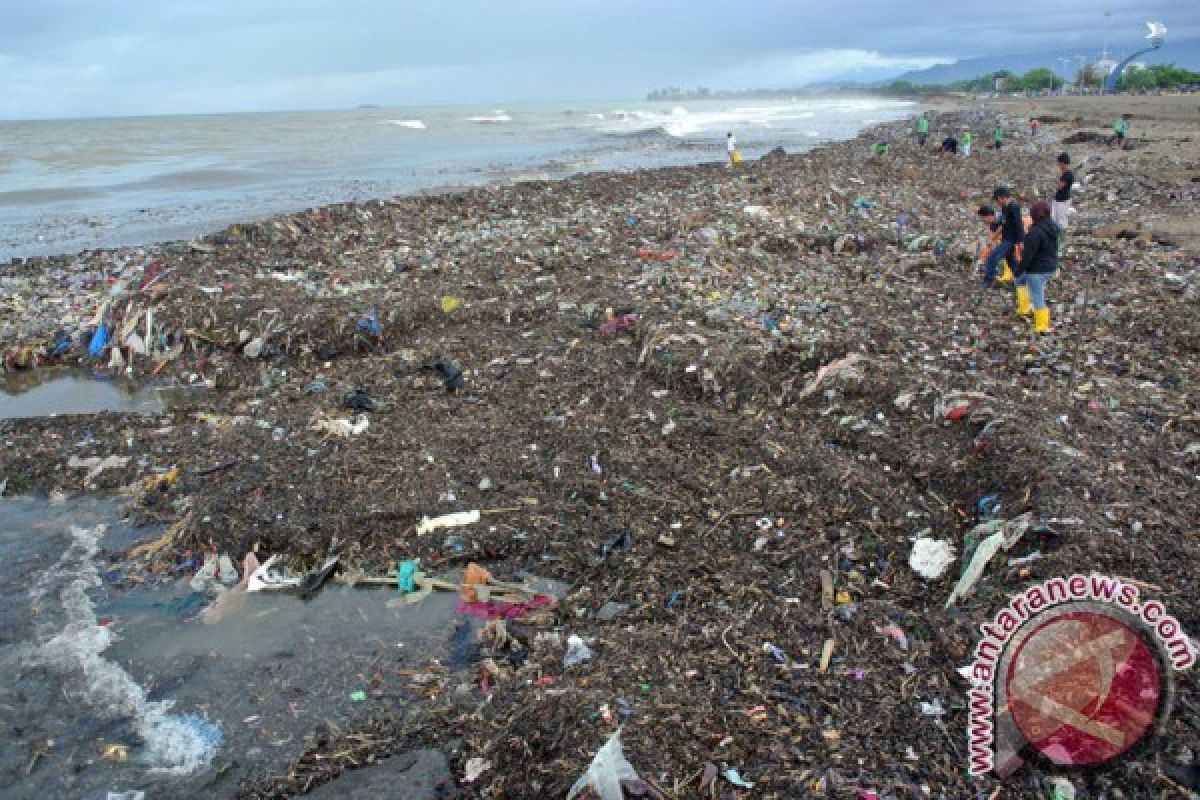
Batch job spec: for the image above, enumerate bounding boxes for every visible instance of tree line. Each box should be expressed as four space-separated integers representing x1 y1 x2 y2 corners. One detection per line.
877 64 1200 97
646 64 1200 102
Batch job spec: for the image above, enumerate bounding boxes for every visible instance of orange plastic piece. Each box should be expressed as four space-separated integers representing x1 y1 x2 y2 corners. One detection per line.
462 563 493 601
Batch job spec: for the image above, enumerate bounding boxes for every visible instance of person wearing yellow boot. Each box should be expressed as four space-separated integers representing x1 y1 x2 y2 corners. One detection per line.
1014 201 1058 335
983 187 1023 288
975 204 1018 286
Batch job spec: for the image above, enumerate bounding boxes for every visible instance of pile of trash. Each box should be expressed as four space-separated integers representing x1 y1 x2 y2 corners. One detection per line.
2 106 1197 799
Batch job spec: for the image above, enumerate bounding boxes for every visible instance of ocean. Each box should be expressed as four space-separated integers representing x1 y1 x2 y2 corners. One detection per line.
0 96 914 261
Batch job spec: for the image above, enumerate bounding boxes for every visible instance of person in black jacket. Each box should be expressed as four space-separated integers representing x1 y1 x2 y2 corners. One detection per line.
1014 200 1058 334
983 186 1024 287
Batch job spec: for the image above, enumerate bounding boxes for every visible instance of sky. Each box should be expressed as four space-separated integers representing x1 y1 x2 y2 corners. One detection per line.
1 0 1198 119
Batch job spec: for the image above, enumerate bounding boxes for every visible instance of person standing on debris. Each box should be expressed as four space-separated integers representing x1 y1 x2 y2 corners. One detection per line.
1052 152 1074 231
993 123 1004 151
940 134 958 155
962 129 973 157
872 140 890 156
1014 200 1058 334
726 132 741 167
916 113 930 146
983 186 1024 288
1030 118 1041 137
1113 114 1129 146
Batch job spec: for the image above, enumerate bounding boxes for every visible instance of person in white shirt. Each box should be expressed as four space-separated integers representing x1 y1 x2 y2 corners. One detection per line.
726 132 739 166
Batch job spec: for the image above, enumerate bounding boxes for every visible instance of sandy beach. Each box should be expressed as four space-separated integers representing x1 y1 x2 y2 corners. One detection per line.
1 94 1197 798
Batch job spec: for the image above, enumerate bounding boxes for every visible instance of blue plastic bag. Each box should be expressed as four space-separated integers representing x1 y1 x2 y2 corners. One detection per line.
88 323 109 357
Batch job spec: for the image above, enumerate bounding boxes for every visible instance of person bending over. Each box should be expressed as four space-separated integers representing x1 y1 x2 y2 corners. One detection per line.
983 186 1024 288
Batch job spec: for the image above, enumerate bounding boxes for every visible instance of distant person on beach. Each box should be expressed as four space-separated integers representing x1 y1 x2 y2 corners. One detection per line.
983 186 1024 288
1030 118 1041 137
1014 200 1059 334
941 134 958 154
1052 152 1074 231
993 123 1004 150
726 132 741 166
962 129 973 157
1113 114 1129 145
917 113 930 146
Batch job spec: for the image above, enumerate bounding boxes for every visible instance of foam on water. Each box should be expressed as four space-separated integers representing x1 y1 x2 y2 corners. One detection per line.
590 99 905 138
387 119 426 129
465 110 512 123
18 523 220 776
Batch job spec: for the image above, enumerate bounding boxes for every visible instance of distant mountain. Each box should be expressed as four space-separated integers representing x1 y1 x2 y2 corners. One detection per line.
893 40 1200 85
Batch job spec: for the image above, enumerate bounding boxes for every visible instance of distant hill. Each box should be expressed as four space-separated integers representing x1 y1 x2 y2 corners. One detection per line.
894 40 1200 85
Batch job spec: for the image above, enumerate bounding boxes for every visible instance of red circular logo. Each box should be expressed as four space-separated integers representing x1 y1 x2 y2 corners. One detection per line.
1004 609 1165 767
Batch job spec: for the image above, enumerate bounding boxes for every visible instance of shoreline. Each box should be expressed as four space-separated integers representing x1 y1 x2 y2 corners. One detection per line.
2 95 1197 798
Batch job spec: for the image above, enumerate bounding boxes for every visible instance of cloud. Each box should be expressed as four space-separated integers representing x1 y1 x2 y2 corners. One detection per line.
712 49 956 88
152 67 442 115
0 0 1197 117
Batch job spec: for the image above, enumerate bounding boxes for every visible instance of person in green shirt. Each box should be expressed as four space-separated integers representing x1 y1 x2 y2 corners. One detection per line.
916 113 930 146
872 140 890 156
1114 115 1129 146
994 124 1004 151
962 130 973 157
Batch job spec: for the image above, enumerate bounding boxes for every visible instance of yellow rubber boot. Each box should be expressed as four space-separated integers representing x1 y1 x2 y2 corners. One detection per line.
1015 286 1032 317
1033 307 1051 334
998 262 1014 284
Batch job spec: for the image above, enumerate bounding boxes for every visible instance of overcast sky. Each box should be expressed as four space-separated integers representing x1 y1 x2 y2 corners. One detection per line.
1 0 1198 119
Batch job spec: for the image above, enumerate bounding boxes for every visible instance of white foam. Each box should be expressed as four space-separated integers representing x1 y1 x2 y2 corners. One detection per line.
20 524 220 775
465 110 512 123
386 119 426 129
591 97 908 139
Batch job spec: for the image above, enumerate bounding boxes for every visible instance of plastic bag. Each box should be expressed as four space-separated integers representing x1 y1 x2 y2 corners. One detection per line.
564 634 593 666
88 322 110 356
416 510 480 536
909 537 956 580
944 513 1032 608
567 729 640 800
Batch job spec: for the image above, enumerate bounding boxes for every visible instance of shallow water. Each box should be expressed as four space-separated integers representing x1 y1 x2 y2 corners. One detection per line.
1 370 165 418
0 495 463 799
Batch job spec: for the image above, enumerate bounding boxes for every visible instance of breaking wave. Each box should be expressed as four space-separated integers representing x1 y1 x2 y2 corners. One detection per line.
18 524 221 775
465 111 512 123
588 103 891 139
387 119 426 129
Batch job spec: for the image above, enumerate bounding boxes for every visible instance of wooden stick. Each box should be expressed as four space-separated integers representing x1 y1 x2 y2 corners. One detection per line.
819 638 835 673
819 569 835 611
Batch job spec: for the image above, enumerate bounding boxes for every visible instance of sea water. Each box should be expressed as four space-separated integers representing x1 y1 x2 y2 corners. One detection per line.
0 495 464 798
0 96 914 260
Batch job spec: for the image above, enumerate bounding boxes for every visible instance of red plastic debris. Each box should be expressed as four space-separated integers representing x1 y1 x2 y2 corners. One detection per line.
598 313 637 334
944 404 971 421
636 250 678 262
